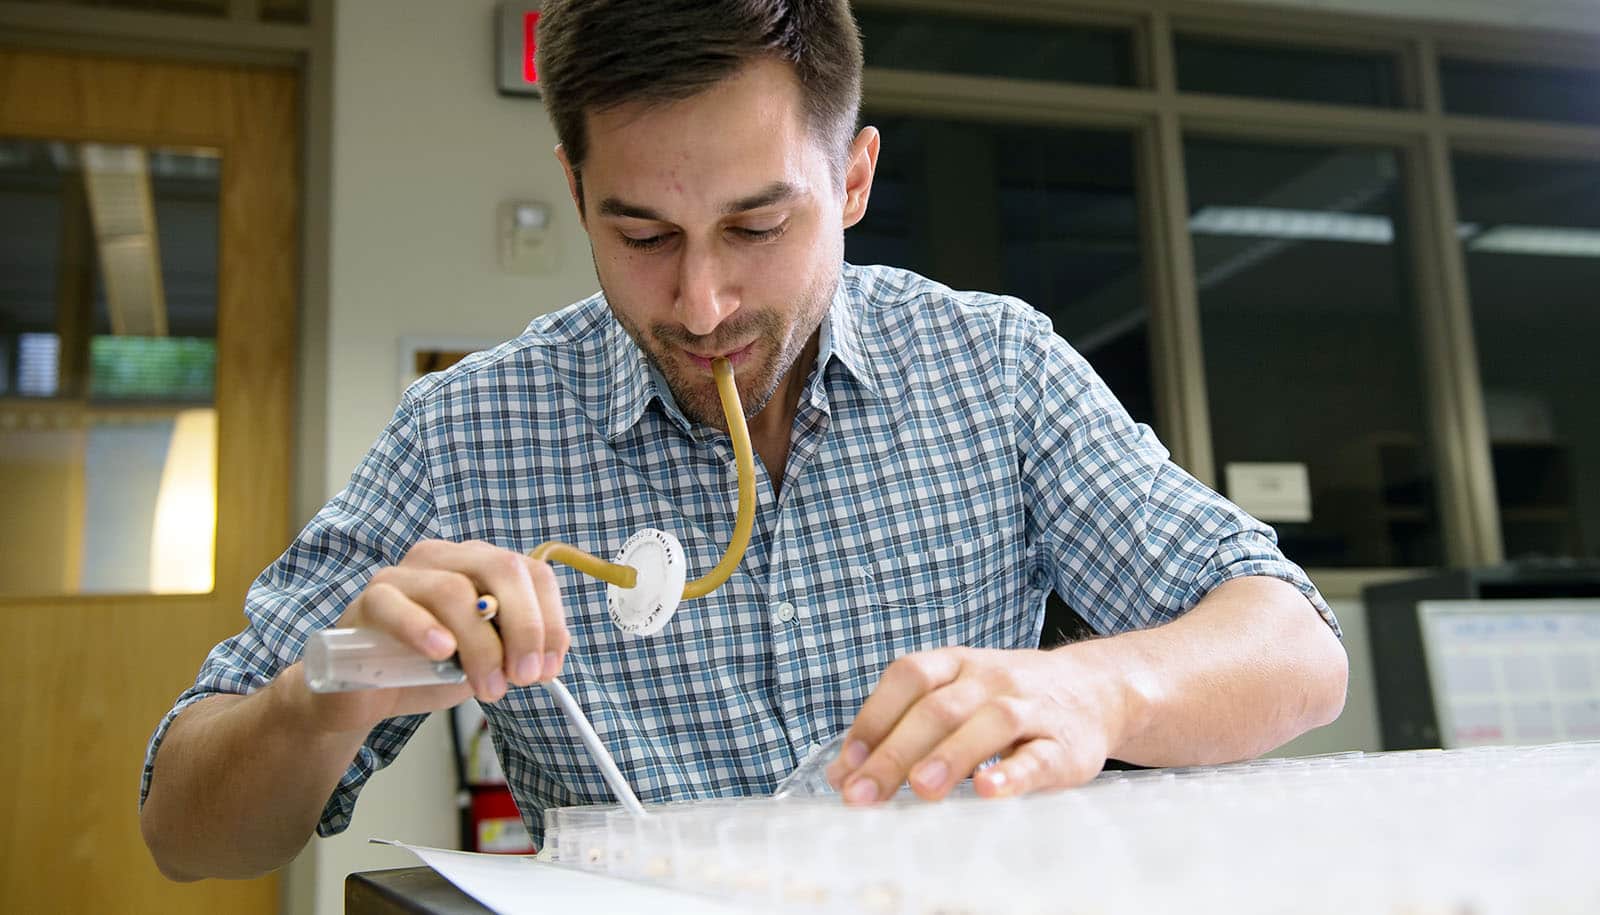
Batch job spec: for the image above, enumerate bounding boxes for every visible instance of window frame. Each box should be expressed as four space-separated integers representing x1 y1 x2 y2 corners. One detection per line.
856 0 1600 595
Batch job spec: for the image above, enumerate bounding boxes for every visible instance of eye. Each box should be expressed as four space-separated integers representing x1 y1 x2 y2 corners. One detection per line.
730 220 789 243
620 231 673 251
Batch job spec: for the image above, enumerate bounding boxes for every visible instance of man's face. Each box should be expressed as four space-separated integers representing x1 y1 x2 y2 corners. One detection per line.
560 58 871 430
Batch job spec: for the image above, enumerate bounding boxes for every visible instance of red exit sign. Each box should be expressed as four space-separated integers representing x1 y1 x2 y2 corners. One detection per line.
497 3 543 97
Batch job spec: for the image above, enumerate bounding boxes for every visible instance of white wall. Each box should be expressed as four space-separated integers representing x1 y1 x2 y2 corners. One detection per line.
289 1 598 913
291 0 1590 912
321 2 598 482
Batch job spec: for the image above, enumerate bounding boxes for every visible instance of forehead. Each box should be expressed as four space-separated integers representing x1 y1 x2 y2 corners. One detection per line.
579 58 830 207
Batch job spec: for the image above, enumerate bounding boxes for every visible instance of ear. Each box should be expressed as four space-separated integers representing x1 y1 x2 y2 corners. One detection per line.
840 126 880 230
555 144 586 227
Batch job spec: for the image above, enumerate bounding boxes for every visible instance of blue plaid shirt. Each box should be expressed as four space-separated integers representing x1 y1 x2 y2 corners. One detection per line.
143 263 1336 845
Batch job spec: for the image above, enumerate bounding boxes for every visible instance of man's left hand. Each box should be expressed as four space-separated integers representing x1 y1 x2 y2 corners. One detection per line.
824 646 1128 804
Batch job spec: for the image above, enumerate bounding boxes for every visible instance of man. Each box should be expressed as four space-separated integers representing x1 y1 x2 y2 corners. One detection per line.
140 0 1346 881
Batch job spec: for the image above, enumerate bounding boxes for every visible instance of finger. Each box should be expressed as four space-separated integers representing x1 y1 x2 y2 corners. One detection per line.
526 559 569 682
826 649 964 791
404 540 544 691
842 677 988 806
466 545 545 687
353 579 458 660
973 737 1087 799
910 695 1038 800
377 562 506 702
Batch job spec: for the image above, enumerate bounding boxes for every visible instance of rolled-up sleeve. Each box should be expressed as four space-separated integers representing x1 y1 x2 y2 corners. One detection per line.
1011 308 1338 638
140 395 441 836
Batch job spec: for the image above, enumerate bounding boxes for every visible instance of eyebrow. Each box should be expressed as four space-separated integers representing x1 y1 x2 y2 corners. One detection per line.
596 197 662 221
720 181 801 215
595 181 802 222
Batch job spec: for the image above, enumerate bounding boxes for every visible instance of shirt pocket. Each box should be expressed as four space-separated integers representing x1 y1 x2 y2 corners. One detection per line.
860 537 989 610
824 530 1017 682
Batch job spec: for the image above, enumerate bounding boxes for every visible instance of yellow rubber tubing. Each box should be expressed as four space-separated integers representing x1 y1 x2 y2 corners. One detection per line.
682 356 756 599
526 356 754 602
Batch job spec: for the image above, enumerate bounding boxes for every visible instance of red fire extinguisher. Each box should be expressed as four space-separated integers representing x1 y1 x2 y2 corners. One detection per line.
452 704 535 854
466 784 534 854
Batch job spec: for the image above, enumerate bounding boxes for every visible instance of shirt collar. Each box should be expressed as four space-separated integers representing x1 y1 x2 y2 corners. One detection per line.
818 270 882 399
601 265 884 441
602 309 676 441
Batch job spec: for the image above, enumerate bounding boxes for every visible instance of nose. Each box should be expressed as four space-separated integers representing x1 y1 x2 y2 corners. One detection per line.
674 241 739 337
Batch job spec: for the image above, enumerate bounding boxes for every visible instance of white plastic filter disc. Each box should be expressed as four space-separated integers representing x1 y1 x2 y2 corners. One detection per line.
606 527 686 636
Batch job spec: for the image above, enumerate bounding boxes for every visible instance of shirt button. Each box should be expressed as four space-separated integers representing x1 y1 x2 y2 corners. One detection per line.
773 601 796 624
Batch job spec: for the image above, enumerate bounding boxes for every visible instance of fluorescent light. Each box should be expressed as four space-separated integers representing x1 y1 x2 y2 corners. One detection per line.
1467 225 1600 258
1191 207 1600 259
1189 206 1394 244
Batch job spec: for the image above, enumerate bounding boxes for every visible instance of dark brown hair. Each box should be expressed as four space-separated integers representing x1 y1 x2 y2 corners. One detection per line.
536 0 863 200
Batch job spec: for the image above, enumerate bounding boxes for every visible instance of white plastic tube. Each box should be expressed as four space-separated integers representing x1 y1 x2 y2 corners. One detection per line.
303 627 646 816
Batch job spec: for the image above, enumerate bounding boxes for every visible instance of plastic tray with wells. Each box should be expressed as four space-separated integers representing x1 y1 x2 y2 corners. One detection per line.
540 739 1600 914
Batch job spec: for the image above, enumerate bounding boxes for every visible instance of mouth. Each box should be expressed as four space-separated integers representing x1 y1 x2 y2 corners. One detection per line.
681 341 756 373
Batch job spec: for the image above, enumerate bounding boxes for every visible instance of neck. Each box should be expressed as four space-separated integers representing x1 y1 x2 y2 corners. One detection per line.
745 331 820 493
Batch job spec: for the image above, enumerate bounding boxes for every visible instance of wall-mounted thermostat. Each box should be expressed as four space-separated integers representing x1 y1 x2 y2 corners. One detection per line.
499 200 556 275
496 3 543 97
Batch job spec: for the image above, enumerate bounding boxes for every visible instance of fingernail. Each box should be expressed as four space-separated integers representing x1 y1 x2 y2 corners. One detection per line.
844 778 879 805
984 769 1010 795
842 739 869 769
543 652 561 679
517 653 542 683
423 628 454 656
912 760 948 792
484 669 507 699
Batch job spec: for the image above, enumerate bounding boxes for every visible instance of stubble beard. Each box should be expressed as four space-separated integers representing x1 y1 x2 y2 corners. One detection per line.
603 274 837 433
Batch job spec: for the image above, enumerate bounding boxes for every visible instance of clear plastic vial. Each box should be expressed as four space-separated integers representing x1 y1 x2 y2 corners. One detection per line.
303 626 467 693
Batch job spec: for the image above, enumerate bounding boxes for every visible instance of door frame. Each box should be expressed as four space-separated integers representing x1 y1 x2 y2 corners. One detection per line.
0 48 297 913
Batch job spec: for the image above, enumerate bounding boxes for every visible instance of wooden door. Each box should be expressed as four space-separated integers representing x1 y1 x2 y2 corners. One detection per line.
0 49 295 913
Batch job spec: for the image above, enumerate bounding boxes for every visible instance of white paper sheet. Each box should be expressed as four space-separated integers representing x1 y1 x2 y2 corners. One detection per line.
1224 461 1312 522
371 839 750 914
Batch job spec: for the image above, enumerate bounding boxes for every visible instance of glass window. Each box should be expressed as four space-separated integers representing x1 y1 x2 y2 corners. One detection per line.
1453 153 1600 560
1440 58 1600 126
1185 138 1440 568
855 8 1137 87
0 138 220 596
1176 35 1404 108
848 115 1153 427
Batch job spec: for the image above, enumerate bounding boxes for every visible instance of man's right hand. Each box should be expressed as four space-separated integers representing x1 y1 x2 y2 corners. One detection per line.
143 537 569 881
294 538 570 734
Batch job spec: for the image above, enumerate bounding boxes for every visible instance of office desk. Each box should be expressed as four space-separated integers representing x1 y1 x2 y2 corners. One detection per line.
346 867 492 915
